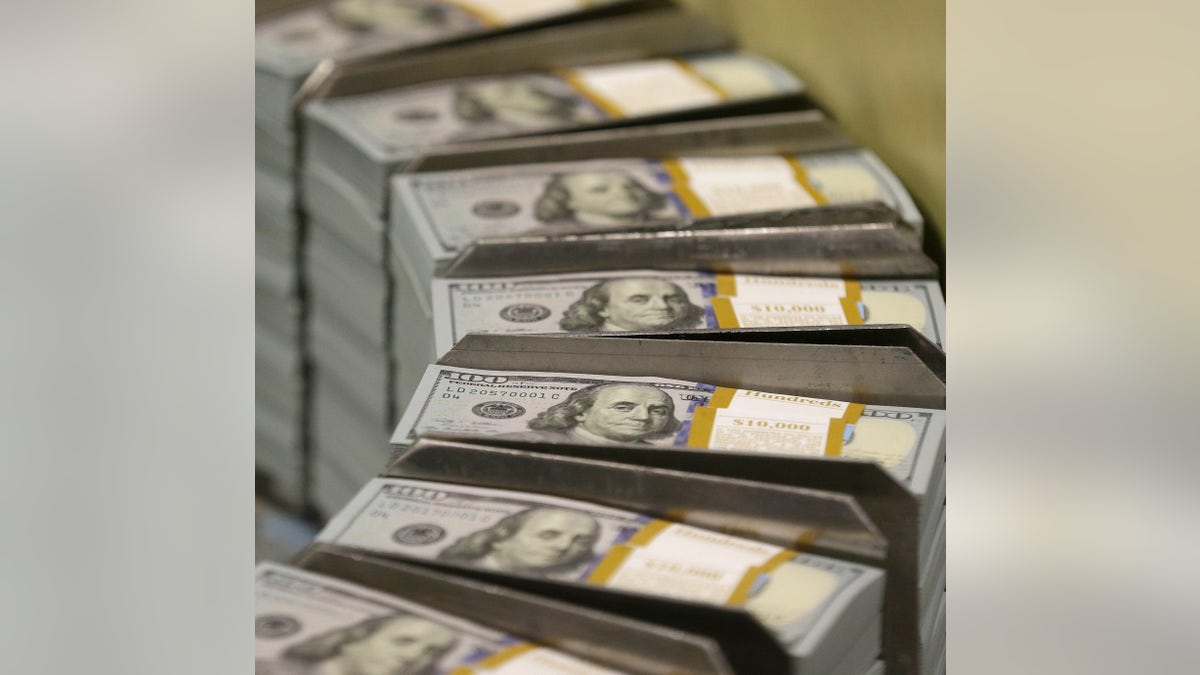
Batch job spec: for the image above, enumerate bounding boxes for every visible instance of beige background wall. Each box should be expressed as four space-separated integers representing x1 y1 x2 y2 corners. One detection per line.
680 0 946 251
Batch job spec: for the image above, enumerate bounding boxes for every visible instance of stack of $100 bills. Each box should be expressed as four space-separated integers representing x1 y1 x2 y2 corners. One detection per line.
255 3 945 673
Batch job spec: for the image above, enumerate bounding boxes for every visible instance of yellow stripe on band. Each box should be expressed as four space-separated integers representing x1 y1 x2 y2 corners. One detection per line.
708 386 737 408
626 519 673 547
824 419 846 456
671 58 732 101
663 507 691 522
760 549 799 574
726 572 762 607
792 528 822 550
840 296 865 325
843 280 863 305
843 403 865 425
553 68 625 118
710 297 741 328
660 158 712 217
713 273 738 297
726 551 797 605
686 407 717 449
785 156 830 205
586 544 634 584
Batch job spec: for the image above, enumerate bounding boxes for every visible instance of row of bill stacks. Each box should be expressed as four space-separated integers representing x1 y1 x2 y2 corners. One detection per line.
255 2 945 674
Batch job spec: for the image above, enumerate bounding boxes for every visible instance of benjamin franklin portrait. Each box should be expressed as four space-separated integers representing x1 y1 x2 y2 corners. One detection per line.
534 170 670 227
452 78 592 129
437 506 601 577
271 613 458 675
498 382 683 446
560 277 706 332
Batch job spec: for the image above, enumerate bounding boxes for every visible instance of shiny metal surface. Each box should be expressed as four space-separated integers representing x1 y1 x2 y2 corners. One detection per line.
297 544 746 674
295 5 732 105
382 435 924 675
441 202 936 279
388 436 888 563
405 110 854 172
437 329 945 409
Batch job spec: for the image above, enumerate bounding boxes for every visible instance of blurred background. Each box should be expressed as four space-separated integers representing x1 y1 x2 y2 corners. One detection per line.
684 0 945 264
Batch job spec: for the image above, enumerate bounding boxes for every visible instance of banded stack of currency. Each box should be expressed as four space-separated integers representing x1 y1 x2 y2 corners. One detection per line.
317 477 886 675
253 6 947 674
388 365 946 546
688 386 947 663
305 51 805 215
430 271 946 357
255 2 310 504
256 165 306 508
375 364 946 659
257 0 632 153
256 0 643 512
392 148 924 302
256 562 629 674
301 51 806 513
